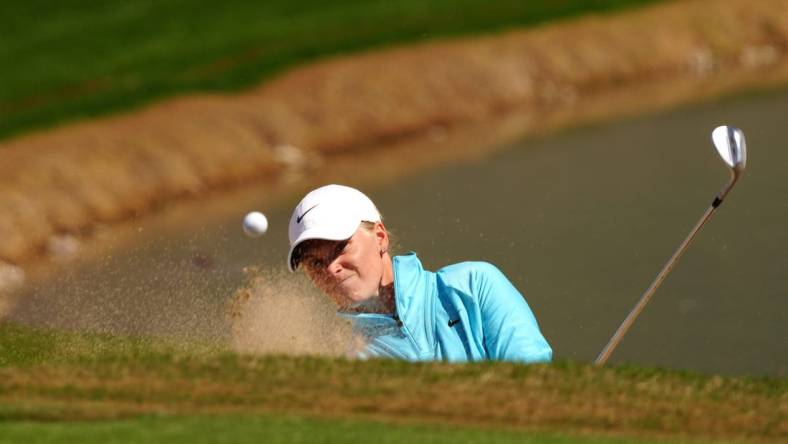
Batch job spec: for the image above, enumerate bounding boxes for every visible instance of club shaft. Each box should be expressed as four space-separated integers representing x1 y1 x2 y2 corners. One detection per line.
595 187 731 366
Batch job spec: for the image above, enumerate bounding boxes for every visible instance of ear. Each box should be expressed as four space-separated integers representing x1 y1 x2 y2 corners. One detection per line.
374 222 389 253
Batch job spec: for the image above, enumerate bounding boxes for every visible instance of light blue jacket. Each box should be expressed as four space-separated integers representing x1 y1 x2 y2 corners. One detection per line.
341 253 552 363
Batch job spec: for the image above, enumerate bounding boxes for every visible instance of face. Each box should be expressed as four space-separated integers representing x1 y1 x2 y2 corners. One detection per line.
298 223 390 309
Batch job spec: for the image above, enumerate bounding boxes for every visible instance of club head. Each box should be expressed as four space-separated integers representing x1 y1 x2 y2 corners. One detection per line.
711 125 747 175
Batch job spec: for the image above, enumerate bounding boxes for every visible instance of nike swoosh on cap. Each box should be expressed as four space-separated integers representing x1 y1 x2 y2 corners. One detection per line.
296 204 318 223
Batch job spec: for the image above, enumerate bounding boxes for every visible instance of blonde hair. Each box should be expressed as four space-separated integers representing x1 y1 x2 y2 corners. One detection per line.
359 221 377 230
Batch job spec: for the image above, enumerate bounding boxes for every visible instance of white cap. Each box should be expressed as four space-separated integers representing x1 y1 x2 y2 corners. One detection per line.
287 184 381 271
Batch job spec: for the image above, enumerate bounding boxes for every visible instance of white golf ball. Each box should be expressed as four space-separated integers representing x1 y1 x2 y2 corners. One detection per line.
242 211 268 237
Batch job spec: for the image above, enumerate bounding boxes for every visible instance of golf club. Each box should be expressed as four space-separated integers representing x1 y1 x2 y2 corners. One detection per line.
595 125 747 366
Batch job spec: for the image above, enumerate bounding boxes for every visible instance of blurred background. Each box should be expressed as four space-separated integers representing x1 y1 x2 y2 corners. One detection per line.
1 0 786 377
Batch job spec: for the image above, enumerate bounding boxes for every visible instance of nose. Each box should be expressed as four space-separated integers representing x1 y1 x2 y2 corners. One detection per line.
327 257 344 276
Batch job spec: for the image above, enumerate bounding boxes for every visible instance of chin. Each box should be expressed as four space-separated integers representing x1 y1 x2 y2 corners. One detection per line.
345 290 371 303
341 285 377 304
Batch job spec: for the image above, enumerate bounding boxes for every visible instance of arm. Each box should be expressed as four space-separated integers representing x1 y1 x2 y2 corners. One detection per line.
473 263 552 363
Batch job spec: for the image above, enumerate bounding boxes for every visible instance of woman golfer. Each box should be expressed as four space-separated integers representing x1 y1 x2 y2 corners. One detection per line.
288 184 552 363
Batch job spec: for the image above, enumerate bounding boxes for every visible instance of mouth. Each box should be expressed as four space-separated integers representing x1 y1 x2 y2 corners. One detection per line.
337 275 355 286
320 274 354 293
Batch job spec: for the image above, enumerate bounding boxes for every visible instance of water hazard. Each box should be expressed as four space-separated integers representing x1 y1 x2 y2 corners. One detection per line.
9 89 787 377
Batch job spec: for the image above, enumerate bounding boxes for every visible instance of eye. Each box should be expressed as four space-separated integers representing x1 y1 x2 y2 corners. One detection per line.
306 257 324 269
334 240 349 256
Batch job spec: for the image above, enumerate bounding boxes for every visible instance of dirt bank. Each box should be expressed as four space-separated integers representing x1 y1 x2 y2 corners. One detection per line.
2 0 788 269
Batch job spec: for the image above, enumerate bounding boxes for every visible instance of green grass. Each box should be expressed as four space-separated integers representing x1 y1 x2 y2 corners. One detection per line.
0 415 733 444
0 0 664 140
1 323 784 442
0 322 215 368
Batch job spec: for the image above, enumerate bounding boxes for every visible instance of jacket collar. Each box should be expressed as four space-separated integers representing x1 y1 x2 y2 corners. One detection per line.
392 252 426 320
392 252 435 354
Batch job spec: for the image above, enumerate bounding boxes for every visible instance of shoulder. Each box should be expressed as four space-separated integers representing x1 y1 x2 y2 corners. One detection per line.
436 261 507 289
438 260 501 276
